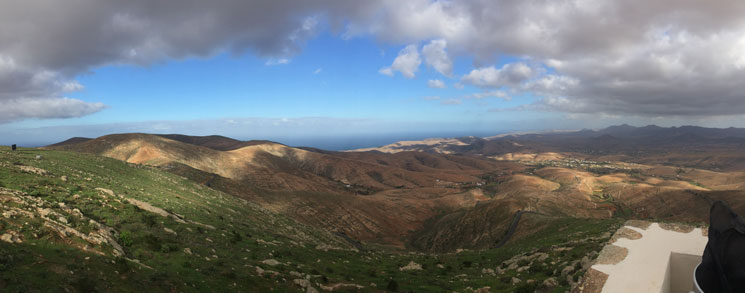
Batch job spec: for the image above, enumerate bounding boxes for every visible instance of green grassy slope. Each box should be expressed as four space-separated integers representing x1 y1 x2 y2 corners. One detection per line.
0 148 622 292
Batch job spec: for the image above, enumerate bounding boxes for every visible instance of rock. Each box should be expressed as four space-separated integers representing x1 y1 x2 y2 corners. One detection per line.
533 252 549 262
61 176 68 182
481 268 495 276
293 279 318 293
436 264 445 269
511 277 521 285
18 165 48 175
183 248 192 255
543 277 558 288
527 279 535 284
58 216 68 224
581 256 593 269
474 286 491 293
561 265 574 277
290 271 303 278
1 233 15 243
38 208 52 217
517 266 530 273
507 262 519 270
262 259 281 266
399 261 423 271
163 227 177 235
95 188 116 197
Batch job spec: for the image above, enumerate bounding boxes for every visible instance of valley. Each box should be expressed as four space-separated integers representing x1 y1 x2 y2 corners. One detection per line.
3 125 745 292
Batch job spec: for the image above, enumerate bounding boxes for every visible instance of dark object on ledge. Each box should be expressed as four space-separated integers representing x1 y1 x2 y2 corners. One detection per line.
11 144 16 151
695 200 745 292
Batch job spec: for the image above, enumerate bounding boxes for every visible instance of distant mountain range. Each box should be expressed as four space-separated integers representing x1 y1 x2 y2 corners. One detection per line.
43 124 745 253
351 125 745 171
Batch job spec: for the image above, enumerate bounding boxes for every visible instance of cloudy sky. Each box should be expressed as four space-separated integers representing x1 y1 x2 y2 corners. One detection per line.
2 0 745 149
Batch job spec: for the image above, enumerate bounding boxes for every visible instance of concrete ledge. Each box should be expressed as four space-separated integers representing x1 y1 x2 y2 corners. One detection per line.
582 222 707 293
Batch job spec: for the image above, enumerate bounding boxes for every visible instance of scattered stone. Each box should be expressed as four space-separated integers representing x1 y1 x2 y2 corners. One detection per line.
38 208 53 217
474 286 491 293
436 264 445 269
61 176 68 182
532 252 549 262
262 259 281 266
481 268 495 276
95 188 116 197
58 216 68 224
183 248 192 255
293 279 318 293
399 261 423 271
543 277 558 288
561 265 575 277
19 165 48 175
511 277 521 285
1 233 21 243
517 266 530 273
163 227 177 235
581 256 593 269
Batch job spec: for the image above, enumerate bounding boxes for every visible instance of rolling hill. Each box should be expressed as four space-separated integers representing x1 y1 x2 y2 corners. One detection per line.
1 145 624 292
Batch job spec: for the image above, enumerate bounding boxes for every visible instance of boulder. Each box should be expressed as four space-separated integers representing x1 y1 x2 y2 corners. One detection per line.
262 259 281 266
399 261 423 271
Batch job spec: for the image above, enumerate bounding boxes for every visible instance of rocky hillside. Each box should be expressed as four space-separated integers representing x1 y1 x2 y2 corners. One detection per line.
1 147 623 292
46 133 523 247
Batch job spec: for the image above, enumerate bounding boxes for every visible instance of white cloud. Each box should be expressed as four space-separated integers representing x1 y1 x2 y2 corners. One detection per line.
422 39 453 76
313 68 322 74
265 58 291 66
423 96 441 101
378 67 394 76
5 0 745 119
461 63 535 88
0 97 107 123
379 44 421 78
427 79 446 88
465 91 510 100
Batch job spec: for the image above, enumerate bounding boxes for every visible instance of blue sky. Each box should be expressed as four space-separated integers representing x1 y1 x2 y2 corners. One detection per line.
2 32 547 148
3 1 745 149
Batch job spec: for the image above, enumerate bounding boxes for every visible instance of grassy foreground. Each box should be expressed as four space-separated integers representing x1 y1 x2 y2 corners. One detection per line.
0 148 622 292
